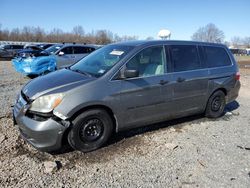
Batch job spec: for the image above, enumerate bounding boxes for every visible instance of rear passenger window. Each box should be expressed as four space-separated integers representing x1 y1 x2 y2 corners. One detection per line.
204 46 232 67
14 45 23 49
73 47 86 54
170 45 200 72
73 47 95 54
60 47 73 54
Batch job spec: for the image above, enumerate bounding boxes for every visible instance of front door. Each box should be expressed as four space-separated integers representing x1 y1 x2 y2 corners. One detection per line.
56 46 75 68
118 45 167 128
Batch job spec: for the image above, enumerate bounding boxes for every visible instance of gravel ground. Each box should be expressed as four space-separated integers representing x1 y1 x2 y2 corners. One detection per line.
0 60 250 187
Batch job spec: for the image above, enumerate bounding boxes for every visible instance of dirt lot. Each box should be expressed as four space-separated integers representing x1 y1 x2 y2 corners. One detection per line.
0 60 250 187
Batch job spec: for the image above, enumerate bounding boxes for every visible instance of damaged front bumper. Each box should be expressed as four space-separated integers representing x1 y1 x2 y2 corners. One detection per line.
13 92 69 152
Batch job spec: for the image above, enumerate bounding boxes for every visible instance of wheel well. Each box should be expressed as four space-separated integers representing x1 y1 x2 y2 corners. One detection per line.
205 88 227 112
213 88 227 96
69 105 117 131
61 105 117 148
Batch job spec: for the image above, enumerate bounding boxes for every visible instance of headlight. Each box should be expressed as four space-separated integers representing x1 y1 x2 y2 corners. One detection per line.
29 93 64 113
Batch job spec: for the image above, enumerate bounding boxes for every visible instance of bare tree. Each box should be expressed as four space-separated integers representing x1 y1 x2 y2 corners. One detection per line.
33 27 45 42
0 24 140 45
191 23 224 43
9 28 21 41
231 36 242 48
95 30 113 44
243 37 250 48
72 25 85 42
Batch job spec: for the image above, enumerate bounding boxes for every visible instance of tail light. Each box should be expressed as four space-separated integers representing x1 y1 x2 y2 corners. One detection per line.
235 72 240 81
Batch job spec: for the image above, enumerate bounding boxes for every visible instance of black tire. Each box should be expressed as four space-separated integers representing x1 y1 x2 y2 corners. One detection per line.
205 90 226 118
27 74 37 79
67 109 113 152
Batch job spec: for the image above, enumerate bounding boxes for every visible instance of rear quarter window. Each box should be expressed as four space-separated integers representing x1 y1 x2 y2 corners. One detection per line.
204 46 232 68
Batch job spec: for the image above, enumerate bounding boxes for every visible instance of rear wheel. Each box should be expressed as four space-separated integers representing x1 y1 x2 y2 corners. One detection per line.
67 109 113 152
205 90 226 118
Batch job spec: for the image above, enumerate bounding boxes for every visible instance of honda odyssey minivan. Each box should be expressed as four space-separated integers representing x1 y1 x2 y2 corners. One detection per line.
13 40 240 152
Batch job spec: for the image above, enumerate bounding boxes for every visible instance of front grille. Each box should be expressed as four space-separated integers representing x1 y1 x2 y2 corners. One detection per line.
26 112 51 122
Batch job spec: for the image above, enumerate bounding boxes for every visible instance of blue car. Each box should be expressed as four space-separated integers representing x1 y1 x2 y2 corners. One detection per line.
12 44 98 77
12 56 57 76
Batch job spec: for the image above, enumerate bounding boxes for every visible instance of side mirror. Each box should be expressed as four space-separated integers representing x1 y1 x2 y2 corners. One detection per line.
124 69 139 78
58 51 64 56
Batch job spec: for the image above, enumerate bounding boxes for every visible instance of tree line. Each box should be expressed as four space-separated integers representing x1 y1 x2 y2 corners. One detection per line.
191 23 250 48
1 23 249 47
0 24 138 44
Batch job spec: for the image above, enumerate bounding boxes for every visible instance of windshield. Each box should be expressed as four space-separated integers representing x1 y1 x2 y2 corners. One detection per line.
44 44 63 54
70 45 134 77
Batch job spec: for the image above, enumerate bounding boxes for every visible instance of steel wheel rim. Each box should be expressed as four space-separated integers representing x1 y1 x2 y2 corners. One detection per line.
211 96 222 112
80 118 104 142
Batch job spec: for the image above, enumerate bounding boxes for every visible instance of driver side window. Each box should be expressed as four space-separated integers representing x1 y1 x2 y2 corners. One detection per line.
126 46 165 77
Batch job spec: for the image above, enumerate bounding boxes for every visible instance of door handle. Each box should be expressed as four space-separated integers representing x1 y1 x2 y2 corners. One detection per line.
159 80 169 85
177 77 186 82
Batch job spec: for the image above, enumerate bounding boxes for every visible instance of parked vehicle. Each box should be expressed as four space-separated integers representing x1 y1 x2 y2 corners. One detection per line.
37 43 54 50
13 40 240 153
12 43 97 76
0 44 24 58
15 44 53 58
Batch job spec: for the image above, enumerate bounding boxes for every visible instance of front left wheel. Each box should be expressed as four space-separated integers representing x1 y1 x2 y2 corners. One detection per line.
67 109 113 152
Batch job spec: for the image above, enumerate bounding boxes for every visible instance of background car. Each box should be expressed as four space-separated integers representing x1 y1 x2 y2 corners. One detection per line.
16 43 54 58
12 43 99 77
0 44 24 58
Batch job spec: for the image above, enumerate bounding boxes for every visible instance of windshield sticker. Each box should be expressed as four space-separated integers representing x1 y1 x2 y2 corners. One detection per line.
55 46 61 49
110 50 124 56
98 69 105 74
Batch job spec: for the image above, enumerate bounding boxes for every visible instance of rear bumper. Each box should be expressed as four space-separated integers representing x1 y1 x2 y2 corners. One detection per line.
226 80 241 103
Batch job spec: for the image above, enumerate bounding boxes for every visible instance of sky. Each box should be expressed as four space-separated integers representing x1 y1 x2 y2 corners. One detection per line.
0 0 249 41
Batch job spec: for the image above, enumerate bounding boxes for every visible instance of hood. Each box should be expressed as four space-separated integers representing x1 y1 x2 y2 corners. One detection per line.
22 69 95 100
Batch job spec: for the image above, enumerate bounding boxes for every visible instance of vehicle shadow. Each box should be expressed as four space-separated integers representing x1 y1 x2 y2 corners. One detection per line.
110 100 239 144
55 100 240 155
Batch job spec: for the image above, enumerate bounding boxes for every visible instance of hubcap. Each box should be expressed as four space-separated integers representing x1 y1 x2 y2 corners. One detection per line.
80 118 103 142
211 96 221 112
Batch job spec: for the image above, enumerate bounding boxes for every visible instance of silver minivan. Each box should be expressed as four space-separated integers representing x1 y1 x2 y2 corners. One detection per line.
13 40 240 153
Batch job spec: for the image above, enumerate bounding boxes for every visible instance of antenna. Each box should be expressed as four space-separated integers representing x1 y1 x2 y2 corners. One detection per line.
158 29 171 40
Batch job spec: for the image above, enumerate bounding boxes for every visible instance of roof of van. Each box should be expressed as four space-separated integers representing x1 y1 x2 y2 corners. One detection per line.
113 40 226 47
